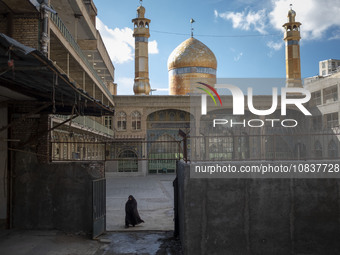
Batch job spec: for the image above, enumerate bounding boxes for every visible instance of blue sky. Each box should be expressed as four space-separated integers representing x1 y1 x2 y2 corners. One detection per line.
95 0 340 95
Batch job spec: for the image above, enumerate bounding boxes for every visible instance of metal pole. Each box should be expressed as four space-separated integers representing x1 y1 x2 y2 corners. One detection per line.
41 0 49 56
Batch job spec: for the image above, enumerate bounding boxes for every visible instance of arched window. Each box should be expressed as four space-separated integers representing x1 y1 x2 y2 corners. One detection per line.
148 112 155 121
139 21 144 27
145 22 149 28
132 111 141 130
328 140 338 158
169 112 175 121
294 142 306 159
314 141 322 159
117 111 127 130
159 111 165 121
179 112 186 121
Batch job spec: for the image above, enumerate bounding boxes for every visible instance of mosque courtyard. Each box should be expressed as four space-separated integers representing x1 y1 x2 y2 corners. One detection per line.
105 174 176 231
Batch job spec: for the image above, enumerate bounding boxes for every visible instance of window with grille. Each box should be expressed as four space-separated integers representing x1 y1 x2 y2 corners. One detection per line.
325 112 338 128
132 111 141 130
323 85 338 103
104 116 112 129
117 112 127 130
310 91 321 106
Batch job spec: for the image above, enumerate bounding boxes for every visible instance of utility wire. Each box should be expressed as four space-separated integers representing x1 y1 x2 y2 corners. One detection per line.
150 29 281 38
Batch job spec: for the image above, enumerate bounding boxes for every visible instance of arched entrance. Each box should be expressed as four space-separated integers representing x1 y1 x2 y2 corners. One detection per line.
146 109 191 174
148 134 179 174
118 150 138 172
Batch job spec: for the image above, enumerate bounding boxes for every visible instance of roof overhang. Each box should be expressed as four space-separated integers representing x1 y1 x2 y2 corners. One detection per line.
0 33 114 116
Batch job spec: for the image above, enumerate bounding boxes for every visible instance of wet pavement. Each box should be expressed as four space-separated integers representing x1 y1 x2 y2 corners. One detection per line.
0 230 182 255
95 231 182 255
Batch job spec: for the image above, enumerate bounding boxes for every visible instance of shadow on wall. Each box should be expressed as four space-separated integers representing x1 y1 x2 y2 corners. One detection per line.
12 152 103 233
176 161 340 255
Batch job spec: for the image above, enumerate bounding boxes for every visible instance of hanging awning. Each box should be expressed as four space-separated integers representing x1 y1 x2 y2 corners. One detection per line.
0 33 114 116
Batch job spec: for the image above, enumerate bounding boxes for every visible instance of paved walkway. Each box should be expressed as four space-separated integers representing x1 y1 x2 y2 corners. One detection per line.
106 174 176 231
0 175 178 254
0 230 182 255
0 230 100 255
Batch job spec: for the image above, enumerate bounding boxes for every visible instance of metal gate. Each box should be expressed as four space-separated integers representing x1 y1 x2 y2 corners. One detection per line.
92 178 106 239
148 159 177 174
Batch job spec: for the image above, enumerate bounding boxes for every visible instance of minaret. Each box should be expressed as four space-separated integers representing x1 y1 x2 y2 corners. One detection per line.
283 5 302 88
132 1 151 95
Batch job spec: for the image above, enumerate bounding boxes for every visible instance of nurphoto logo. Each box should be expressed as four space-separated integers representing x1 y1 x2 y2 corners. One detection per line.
197 82 312 128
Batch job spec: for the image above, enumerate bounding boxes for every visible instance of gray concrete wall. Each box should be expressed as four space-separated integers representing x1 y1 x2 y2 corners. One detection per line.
12 150 104 233
0 106 7 227
177 161 340 255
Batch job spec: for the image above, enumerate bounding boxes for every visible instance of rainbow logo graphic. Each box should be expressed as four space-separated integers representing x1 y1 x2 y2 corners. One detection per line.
196 82 222 106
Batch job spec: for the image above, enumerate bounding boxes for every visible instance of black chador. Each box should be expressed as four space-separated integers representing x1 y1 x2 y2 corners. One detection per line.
125 195 144 228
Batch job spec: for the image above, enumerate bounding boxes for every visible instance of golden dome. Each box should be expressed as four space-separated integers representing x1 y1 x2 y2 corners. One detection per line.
167 37 217 71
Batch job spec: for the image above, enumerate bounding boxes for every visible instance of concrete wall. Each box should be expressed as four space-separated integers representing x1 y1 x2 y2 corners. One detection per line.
7 107 105 233
12 153 104 233
177 161 340 255
0 106 8 228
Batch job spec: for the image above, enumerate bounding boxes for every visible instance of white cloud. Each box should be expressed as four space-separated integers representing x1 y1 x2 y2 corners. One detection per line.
215 0 340 41
269 0 340 40
149 40 159 54
329 30 340 40
96 18 159 64
96 18 134 64
230 48 244 61
234 52 243 61
116 77 134 95
267 40 284 51
215 9 267 34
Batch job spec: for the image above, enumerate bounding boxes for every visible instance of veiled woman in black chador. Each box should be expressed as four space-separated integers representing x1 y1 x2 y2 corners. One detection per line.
125 195 144 228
